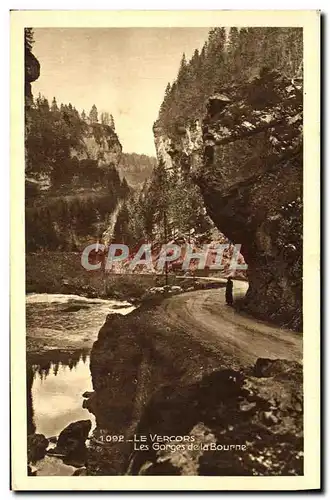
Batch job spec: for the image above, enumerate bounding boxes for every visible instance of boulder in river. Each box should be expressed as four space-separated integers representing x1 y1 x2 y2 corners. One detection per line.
48 420 91 466
27 433 49 463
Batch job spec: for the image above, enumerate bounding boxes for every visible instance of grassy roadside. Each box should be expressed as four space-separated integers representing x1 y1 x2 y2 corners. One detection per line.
26 252 229 301
26 252 165 300
25 252 178 301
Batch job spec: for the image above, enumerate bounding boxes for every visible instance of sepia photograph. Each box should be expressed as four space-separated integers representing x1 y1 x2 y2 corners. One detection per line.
10 10 320 491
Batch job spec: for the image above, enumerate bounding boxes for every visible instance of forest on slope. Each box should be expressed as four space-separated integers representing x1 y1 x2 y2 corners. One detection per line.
151 26 303 327
26 95 124 191
25 29 157 252
121 28 302 252
113 160 215 247
25 93 129 251
156 27 303 136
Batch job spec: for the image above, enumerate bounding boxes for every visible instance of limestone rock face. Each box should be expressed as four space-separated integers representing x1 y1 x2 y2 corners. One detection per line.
70 123 122 168
25 48 40 104
154 70 303 329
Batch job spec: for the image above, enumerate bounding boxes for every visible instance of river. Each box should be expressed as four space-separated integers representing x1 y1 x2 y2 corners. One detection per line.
26 293 135 475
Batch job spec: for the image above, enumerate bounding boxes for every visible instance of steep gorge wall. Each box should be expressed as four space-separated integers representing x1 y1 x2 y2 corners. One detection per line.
154 70 303 329
25 47 128 252
70 122 122 168
70 123 122 168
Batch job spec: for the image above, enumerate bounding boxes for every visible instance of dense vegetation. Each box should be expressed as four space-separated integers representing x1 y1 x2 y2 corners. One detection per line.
157 27 303 136
25 94 131 251
26 95 121 188
113 160 214 246
128 27 303 251
25 29 132 251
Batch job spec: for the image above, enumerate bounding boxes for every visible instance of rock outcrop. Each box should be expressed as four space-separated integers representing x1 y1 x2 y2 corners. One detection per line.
129 359 303 476
26 122 123 192
25 121 127 251
70 123 122 169
154 70 303 329
86 303 302 476
48 419 91 467
25 48 40 106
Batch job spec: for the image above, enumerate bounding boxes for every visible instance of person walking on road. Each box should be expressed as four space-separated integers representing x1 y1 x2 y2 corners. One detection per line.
225 277 233 306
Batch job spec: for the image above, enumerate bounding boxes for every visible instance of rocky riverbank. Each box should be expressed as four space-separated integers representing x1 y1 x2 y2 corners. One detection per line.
26 292 135 475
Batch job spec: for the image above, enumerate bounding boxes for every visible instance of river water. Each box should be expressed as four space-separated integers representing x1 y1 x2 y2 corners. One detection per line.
26 293 135 476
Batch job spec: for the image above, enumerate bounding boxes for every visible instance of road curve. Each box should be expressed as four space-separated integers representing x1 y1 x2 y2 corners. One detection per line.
163 281 302 368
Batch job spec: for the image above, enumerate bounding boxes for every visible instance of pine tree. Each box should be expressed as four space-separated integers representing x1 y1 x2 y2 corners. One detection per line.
159 83 172 118
226 27 241 81
100 112 105 125
51 97 58 112
39 96 49 113
109 114 115 130
213 27 227 87
113 202 131 245
164 82 171 98
35 93 42 108
177 53 187 84
81 109 86 121
121 177 129 192
89 104 98 123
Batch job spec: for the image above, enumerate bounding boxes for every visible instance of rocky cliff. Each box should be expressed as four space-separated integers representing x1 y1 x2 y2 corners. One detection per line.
25 47 40 106
154 70 303 330
69 122 122 170
25 120 128 251
24 49 129 251
26 120 123 192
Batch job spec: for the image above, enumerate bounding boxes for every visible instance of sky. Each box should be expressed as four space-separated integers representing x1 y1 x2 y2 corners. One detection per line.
32 28 211 156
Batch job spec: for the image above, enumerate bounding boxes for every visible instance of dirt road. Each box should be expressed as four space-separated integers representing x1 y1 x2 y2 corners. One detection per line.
163 281 302 368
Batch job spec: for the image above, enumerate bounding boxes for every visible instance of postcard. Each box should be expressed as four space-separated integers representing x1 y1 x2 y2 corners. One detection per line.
10 9 320 491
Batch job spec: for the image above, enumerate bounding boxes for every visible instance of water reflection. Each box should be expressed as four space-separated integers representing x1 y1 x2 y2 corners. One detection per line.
26 293 136 475
28 353 96 438
29 349 89 379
